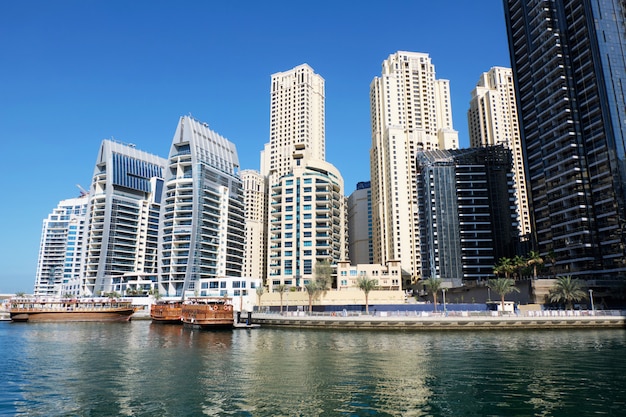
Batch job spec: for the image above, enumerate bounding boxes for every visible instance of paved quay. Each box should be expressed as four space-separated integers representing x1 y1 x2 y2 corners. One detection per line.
250 310 626 330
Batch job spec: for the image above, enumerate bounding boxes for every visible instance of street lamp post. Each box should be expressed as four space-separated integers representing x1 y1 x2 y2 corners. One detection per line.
442 288 447 315
589 289 594 314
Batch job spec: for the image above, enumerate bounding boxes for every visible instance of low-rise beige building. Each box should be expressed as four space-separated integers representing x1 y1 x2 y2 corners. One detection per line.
335 260 403 291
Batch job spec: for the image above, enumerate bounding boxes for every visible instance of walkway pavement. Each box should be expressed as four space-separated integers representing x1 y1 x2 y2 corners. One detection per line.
251 310 626 330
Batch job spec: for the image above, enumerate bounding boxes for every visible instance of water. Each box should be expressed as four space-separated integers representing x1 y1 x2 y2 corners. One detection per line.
1 321 625 417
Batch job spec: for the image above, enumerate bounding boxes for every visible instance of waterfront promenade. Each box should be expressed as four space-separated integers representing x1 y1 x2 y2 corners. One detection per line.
251 310 626 330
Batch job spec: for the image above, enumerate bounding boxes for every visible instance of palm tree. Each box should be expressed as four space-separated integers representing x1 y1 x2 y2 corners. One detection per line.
314 260 334 291
424 277 443 312
493 257 516 280
526 250 544 280
304 281 320 314
549 275 587 310
513 255 526 280
275 284 287 313
487 278 520 312
255 286 264 311
356 276 377 314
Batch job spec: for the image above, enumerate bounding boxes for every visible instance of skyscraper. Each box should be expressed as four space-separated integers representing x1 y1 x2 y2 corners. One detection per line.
416 146 518 286
82 140 166 296
266 160 348 289
34 195 88 297
241 169 267 281
159 116 245 298
348 181 373 265
504 0 626 282
468 66 531 238
261 64 325 179
259 64 348 290
370 51 459 283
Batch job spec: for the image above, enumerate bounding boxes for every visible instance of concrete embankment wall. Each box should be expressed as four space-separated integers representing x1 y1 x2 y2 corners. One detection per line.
258 288 406 308
251 312 626 331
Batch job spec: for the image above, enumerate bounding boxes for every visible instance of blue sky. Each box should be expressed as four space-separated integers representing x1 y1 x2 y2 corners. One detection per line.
0 1 510 293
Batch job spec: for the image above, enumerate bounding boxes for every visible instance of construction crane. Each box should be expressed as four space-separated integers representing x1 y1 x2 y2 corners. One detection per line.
76 184 89 197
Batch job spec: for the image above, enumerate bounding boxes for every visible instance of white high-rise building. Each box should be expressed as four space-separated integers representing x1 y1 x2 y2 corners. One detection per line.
468 66 530 237
370 51 459 283
158 116 245 298
267 159 348 289
241 169 267 281
82 140 166 296
258 64 347 290
261 64 325 179
34 195 88 297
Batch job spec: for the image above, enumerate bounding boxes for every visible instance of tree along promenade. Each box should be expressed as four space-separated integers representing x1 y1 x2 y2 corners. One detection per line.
250 309 626 330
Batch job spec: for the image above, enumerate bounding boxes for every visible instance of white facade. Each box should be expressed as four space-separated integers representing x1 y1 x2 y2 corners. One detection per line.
468 66 531 237
158 116 245 298
241 169 267 281
370 51 459 282
348 181 373 265
82 140 166 296
34 195 88 297
267 159 348 290
195 277 262 312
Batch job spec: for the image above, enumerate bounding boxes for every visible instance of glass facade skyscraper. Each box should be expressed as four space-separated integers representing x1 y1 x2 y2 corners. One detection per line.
504 0 626 283
416 146 517 285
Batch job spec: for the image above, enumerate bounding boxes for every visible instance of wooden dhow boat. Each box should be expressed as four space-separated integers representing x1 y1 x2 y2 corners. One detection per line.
181 297 234 329
9 298 135 322
150 300 183 324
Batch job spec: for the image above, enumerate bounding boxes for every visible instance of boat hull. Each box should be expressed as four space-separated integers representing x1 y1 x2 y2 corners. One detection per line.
150 302 183 324
151 317 182 324
181 297 234 330
10 309 134 322
182 320 234 330
9 299 135 323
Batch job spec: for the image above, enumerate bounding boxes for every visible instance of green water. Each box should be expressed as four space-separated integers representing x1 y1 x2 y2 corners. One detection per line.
1 321 624 416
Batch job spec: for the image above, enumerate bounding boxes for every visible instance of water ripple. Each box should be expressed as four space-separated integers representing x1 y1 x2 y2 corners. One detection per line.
1 323 624 416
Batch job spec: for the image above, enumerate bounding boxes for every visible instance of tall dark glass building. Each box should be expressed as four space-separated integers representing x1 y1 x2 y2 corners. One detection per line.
504 0 626 285
416 146 518 286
